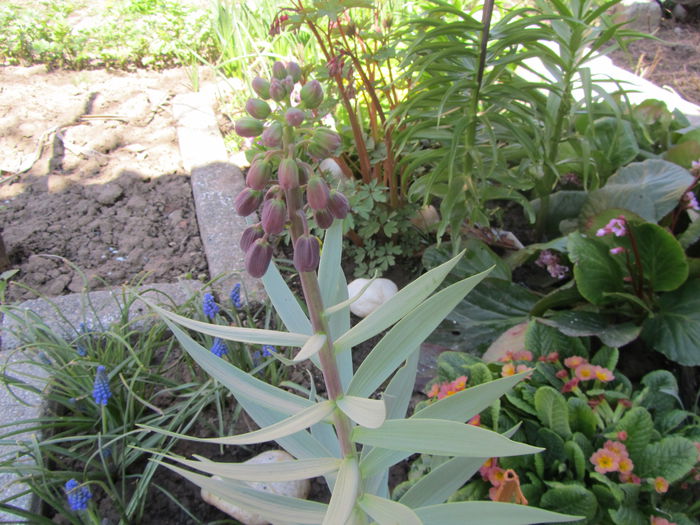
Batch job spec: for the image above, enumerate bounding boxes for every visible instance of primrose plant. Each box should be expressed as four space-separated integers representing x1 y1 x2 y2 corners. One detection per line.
145 62 578 524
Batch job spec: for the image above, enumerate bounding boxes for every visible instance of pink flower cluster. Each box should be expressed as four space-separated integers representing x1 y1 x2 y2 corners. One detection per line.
650 517 676 525
596 216 627 237
535 250 569 280
426 375 467 400
589 440 638 482
682 191 700 212
499 350 533 378
557 356 614 393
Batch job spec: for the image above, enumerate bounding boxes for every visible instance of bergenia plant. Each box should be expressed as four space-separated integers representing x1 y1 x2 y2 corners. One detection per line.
143 62 579 524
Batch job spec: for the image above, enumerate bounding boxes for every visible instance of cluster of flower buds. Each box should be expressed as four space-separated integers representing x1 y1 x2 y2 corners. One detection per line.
234 61 350 278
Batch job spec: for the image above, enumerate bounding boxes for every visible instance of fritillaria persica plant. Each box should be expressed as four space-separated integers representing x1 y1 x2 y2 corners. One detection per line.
144 62 579 524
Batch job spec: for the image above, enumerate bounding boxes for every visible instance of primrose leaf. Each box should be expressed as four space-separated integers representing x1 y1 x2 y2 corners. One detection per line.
634 436 698 482
534 386 572 439
615 407 653 460
540 485 597 522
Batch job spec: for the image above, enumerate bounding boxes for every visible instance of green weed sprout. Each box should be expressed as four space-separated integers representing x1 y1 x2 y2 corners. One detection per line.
145 62 580 524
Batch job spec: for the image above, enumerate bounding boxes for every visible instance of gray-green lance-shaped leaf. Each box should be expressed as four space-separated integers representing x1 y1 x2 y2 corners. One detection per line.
336 396 386 429
334 250 466 352
634 436 698 482
347 269 491 398
414 501 581 524
534 386 571 439
358 494 421 525
162 463 327 524
615 407 654 460
631 222 688 292
641 279 700 365
568 232 624 305
580 159 693 223
352 419 542 458
323 458 360 525
163 454 341 482
423 241 511 281
262 261 312 335
540 485 597 523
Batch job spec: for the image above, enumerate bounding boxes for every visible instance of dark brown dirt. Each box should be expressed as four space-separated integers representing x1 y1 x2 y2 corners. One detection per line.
0 66 210 303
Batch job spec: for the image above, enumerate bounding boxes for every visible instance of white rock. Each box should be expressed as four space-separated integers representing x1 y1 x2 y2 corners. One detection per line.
347 278 398 317
201 450 310 525
608 0 661 33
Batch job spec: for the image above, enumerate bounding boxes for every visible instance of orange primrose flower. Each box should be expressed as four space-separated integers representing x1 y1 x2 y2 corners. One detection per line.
590 448 619 474
575 363 596 381
593 365 615 382
654 476 669 494
501 362 516 377
564 356 587 368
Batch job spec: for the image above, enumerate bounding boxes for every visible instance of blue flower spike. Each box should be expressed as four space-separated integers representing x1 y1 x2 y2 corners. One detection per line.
92 365 111 406
65 479 91 511
202 293 220 319
210 338 227 358
262 345 276 357
230 283 243 309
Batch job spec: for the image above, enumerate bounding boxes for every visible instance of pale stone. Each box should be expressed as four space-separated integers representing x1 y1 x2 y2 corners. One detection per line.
347 277 398 318
608 0 661 33
410 204 440 232
319 158 343 179
200 450 311 525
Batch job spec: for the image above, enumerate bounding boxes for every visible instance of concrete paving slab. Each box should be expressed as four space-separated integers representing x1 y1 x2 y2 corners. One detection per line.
172 91 264 302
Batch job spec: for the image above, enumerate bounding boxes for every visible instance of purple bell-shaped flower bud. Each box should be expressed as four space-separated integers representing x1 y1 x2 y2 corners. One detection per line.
261 198 287 235
300 79 323 109
272 61 288 80
246 159 272 190
262 121 283 148
306 176 330 210
245 98 271 119
235 117 264 138
285 108 305 127
278 158 300 190
234 187 263 216
245 238 273 278
269 78 287 101
286 62 302 83
294 234 320 273
240 223 264 252
313 207 334 229
252 76 271 99
328 190 350 219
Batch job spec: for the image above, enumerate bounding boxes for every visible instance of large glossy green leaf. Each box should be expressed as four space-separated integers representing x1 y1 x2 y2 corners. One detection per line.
163 454 341 482
359 372 529 478
334 251 466 353
632 223 688 292
352 419 541 457
162 462 326 524
414 501 580 524
615 407 654 460
428 278 538 353
641 279 700 365
347 269 491 398
568 233 624 305
147 300 309 347
580 159 693 223
323 458 359 525
262 261 312 335
539 311 641 348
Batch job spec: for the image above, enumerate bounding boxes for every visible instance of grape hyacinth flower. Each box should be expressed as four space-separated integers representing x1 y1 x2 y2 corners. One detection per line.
65 479 91 511
262 345 276 357
202 293 220 319
230 283 242 309
210 338 227 358
92 365 111 406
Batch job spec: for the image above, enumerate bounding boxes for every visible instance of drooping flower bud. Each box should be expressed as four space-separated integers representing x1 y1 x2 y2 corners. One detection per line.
307 176 330 210
287 61 302 83
269 78 287 102
300 79 324 109
252 76 271 99
328 190 350 219
282 75 295 93
272 61 288 80
261 198 287 235
262 121 283 148
245 238 273 278
246 159 272 190
285 108 305 127
278 158 300 190
235 117 264 138
245 98 271 120
307 141 329 161
314 207 334 229
234 188 263 216
240 223 264 252
314 128 342 152
297 161 313 185
294 234 320 272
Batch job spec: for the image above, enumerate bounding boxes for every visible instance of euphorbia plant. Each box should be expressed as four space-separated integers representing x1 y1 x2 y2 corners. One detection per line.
143 63 578 524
